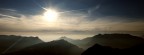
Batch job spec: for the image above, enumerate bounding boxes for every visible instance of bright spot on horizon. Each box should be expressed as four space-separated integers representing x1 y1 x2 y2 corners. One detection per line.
43 9 59 22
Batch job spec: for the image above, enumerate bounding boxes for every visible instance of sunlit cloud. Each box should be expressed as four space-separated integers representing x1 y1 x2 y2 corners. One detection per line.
0 8 144 33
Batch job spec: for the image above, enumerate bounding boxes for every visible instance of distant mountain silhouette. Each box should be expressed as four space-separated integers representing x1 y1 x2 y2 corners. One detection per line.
60 37 89 49
0 35 43 54
60 37 83 47
82 43 144 55
86 34 144 49
4 39 84 55
61 34 144 49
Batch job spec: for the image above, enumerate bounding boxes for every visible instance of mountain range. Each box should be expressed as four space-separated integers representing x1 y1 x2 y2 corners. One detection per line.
0 33 144 55
61 34 144 49
4 39 84 55
0 35 43 54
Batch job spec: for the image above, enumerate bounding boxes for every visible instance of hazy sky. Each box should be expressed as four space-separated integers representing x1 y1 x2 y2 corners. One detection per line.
0 0 144 41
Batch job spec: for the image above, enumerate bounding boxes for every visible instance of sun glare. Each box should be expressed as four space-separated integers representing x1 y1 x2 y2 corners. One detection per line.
43 9 59 22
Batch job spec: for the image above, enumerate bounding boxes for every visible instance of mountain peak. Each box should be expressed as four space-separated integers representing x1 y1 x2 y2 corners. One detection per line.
50 39 69 43
60 36 73 40
60 36 67 39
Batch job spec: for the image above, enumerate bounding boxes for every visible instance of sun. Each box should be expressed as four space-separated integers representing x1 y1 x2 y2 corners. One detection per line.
43 9 59 22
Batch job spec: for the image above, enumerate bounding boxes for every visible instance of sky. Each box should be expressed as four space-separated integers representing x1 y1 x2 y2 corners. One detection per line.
0 0 144 41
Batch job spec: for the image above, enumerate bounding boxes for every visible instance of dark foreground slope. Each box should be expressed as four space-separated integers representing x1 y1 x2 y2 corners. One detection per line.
61 34 144 49
4 39 84 55
82 43 144 55
0 35 43 54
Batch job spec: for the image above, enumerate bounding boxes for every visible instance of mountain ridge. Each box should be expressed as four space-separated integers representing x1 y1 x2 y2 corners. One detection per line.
4 39 84 55
0 35 43 54
60 33 144 49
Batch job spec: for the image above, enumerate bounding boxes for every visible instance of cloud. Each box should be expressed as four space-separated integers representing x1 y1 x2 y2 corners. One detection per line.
0 8 22 18
0 8 144 34
88 4 101 16
0 8 17 12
